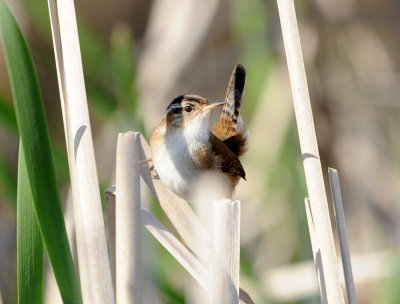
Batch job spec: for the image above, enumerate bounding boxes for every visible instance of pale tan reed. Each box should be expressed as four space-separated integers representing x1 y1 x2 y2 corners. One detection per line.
277 0 345 302
329 168 357 304
115 132 142 303
212 199 241 304
47 0 114 302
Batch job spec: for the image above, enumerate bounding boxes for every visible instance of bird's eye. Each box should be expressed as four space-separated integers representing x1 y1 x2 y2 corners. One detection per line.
184 106 192 112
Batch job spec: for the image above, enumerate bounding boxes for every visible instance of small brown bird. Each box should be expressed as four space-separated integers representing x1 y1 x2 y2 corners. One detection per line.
150 64 247 200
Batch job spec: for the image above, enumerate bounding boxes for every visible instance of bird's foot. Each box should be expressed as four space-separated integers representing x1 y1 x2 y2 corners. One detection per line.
136 158 155 172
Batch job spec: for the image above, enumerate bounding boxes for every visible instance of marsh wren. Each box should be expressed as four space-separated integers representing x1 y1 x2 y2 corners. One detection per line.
150 64 247 200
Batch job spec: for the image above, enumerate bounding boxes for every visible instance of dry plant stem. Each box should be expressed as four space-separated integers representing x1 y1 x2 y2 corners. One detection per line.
141 208 208 287
277 0 344 302
105 187 253 304
212 200 240 304
105 188 207 289
116 132 142 304
305 198 327 304
328 168 357 304
105 186 117 294
47 0 115 302
304 198 318 260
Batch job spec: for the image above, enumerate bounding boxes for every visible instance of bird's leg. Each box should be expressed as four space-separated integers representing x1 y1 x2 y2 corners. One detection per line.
136 158 154 172
137 158 152 164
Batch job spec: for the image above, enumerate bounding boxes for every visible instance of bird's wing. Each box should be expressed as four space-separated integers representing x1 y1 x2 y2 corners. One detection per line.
210 133 246 180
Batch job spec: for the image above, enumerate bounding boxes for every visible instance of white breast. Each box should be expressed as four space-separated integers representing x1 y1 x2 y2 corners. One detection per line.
152 133 194 199
151 115 211 200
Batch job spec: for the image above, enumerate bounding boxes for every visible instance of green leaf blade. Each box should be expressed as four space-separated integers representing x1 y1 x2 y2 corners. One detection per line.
17 141 44 304
0 2 82 303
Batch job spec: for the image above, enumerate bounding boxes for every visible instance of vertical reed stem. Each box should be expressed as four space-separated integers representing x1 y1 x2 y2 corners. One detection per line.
277 0 344 302
329 168 357 304
212 199 240 304
305 198 327 304
105 186 117 294
116 132 142 303
47 0 115 302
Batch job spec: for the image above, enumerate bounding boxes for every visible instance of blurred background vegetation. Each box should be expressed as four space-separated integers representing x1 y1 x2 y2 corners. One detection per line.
1 0 400 303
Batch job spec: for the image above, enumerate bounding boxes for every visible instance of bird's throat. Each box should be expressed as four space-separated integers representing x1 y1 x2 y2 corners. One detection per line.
182 116 210 145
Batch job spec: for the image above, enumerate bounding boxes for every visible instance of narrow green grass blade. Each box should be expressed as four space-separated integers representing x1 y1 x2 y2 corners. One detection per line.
0 93 17 134
0 2 82 303
17 141 44 304
0 94 18 206
0 153 17 206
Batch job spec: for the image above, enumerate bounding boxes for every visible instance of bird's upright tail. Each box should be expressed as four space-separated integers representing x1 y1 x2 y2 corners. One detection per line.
213 64 248 157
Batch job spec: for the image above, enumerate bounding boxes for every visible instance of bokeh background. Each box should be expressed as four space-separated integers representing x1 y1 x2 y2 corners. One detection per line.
1 0 400 303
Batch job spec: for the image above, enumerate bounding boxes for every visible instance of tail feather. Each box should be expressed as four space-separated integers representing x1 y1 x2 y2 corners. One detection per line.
213 64 247 157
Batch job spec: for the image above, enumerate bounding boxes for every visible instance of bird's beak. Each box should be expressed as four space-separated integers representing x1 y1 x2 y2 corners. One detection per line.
203 100 226 112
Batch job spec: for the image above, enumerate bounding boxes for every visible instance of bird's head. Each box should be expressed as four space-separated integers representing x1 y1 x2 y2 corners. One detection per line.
165 94 225 129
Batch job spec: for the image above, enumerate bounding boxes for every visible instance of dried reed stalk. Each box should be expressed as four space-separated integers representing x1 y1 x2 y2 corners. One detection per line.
305 198 327 304
277 0 344 302
304 198 318 261
106 134 253 303
328 168 357 304
105 188 253 304
141 208 208 287
212 199 240 304
105 186 116 293
115 132 142 303
47 0 114 302
105 187 207 289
